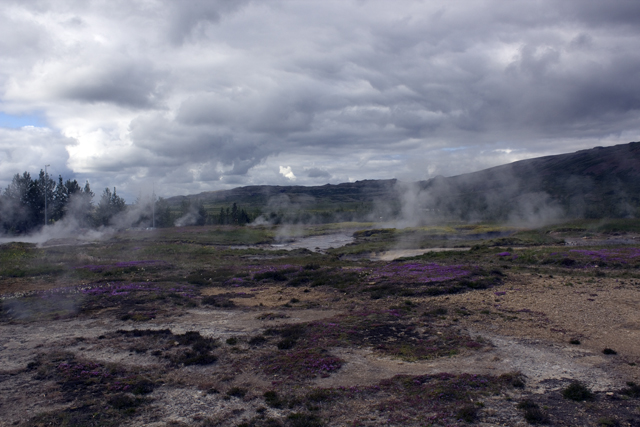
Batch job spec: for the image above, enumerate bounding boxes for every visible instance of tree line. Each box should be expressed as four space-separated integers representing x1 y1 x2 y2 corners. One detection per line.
0 170 256 234
171 200 254 226
0 170 127 234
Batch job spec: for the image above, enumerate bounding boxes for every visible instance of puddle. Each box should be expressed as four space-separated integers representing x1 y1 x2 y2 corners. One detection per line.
231 232 354 252
272 233 354 251
564 237 640 246
369 247 470 261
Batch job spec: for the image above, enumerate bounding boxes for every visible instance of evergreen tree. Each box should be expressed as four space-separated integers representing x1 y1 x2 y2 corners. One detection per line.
65 179 82 195
154 197 173 227
231 202 238 224
95 187 126 226
196 201 207 226
179 199 191 217
38 169 56 225
1 172 35 233
52 175 68 221
239 209 250 225
68 180 94 227
0 173 96 233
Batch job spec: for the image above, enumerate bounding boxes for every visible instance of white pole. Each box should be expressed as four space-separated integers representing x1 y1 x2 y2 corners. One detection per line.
152 183 155 228
44 164 50 226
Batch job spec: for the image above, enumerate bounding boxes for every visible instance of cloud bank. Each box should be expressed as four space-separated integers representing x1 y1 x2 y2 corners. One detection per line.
1 0 640 201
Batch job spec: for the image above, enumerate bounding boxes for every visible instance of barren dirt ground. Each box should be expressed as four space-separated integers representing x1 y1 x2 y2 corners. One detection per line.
1 233 640 426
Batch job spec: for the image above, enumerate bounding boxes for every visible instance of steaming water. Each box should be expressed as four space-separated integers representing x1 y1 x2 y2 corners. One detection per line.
271 233 355 251
230 232 355 252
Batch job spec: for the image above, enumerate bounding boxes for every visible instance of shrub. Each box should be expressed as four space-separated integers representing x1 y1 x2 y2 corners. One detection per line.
226 387 247 398
201 295 235 308
248 335 267 346
277 337 297 350
131 379 155 395
254 270 289 281
602 348 617 355
456 404 478 423
426 307 448 316
178 351 218 366
287 413 324 427
562 381 594 401
517 400 549 424
500 372 525 388
305 388 334 403
621 381 640 398
108 394 142 410
597 417 620 427
172 331 218 366
560 258 576 266
264 390 284 408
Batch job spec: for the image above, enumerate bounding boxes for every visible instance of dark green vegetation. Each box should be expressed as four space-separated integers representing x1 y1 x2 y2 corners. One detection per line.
166 179 397 225
0 169 257 234
562 381 594 401
0 170 122 233
517 399 550 425
1 219 640 426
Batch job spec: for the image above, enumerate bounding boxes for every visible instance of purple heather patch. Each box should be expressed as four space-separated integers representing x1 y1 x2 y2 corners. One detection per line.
247 264 301 277
368 262 471 284
75 260 168 272
82 282 195 298
569 248 640 264
54 359 151 394
18 282 196 301
545 247 640 267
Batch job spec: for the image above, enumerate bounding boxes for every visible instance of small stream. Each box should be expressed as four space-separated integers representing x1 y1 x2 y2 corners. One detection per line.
230 232 355 253
233 231 473 261
270 233 355 251
369 247 470 261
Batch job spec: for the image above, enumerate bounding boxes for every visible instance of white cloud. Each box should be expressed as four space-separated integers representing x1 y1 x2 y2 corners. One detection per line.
279 165 296 181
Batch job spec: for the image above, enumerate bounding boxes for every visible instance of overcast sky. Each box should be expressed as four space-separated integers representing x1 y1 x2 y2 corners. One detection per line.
1 0 639 202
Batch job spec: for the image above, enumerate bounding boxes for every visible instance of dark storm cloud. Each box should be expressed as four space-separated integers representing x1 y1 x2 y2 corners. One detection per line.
128 112 270 181
58 60 166 108
1 0 640 200
306 168 330 179
165 0 250 44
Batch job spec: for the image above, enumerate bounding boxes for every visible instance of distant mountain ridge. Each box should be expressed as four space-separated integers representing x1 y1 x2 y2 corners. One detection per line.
168 142 640 221
418 141 640 220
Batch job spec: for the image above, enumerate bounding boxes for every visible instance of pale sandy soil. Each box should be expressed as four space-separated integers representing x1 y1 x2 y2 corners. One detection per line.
435 274 640 385
1 270 640 425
